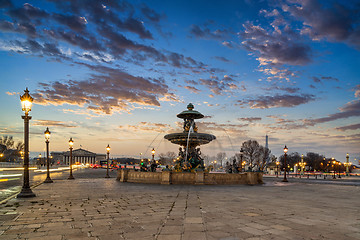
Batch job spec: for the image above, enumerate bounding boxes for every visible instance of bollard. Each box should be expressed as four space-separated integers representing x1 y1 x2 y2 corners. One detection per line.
315 175 317 179
307 174 309 179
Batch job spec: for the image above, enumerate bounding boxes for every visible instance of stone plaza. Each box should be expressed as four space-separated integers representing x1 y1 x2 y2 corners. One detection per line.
0 169 359 240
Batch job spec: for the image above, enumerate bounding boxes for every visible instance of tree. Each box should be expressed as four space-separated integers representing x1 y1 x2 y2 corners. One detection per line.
0 136 24 162
0 136 24 151
158 151 176 165
304 152 325 171
256 146 271 171
216 152 226 167
241 140 261 171
279 152 301 171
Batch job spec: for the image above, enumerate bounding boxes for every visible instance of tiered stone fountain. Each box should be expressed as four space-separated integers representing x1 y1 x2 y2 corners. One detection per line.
117 103 263 185
164 103 216 171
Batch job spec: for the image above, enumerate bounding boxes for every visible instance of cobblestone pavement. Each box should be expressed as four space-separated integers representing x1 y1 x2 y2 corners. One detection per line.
0 170 359 240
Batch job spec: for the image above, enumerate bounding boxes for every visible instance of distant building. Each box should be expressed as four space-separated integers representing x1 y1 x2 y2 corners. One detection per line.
51 148 106 165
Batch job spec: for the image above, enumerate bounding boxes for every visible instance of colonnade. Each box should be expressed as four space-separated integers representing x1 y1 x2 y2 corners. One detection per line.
64 155 96 165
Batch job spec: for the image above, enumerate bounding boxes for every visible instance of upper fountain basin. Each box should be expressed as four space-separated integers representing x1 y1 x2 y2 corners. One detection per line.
164 132 216 146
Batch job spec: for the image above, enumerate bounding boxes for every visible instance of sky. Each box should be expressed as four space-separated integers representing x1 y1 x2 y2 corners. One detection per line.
0 0 359 163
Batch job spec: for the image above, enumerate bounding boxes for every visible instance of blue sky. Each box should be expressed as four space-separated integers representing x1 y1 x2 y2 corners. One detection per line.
0 0 359 163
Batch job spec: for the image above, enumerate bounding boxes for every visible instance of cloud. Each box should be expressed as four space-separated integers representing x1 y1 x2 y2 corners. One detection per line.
46 0 151 39
198 76 238 95
304 100 360 125
119 122 171 133
52 13 88 32
283 0 360 48
238 117 262 122
236 94 316 109
32 120 77 128
7 3 49 22
354 85 360 98
241 22 312 66
222 41 234 48
214 56 230 62
141 5 162 23
0 0 12 8
184 86 201 94
1 39 69 61
336 123 360 131
189 24 230 40
195 121 248 135
33 64 177 115
6 91 18 95
312 75 340 84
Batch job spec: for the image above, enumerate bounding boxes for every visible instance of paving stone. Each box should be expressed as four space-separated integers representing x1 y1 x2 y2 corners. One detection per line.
184 217 203 224
160 225 183 234
157 234 182 240
238 226 269 236
0 173 359 240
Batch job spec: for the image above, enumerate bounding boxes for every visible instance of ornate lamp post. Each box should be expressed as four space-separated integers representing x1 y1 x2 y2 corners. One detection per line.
44 127 53 183
282 145 288 182
332 158 336 179
105 144 110 178
68 138 75 180
239 148 244 172
152 148 155 163
17 88 36 198
276 161 279 177
346 153 350 176
300 154 304 176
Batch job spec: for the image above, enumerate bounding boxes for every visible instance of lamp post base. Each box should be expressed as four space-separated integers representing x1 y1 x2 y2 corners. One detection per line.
17 188 36 198
68 175 75 180
282 178 288 182
105 175 110 178
44 177 53 183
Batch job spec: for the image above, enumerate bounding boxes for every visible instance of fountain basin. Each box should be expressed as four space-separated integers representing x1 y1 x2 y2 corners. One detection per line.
164 132 216 146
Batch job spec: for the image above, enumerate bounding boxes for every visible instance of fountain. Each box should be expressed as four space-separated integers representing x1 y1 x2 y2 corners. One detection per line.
117 103 263 185
164 103 216 171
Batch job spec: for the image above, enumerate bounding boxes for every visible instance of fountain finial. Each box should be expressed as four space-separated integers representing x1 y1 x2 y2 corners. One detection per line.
187 103 194 111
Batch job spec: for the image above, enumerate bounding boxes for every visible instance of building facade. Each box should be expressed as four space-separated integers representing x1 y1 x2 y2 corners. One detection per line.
51 148 106 165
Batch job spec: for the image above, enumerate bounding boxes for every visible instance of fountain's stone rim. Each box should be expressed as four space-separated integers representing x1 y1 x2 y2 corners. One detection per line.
177 110 204 119
164 132 216 146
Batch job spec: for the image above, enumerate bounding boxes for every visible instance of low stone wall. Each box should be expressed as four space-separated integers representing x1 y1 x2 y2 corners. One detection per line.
117 169 263 185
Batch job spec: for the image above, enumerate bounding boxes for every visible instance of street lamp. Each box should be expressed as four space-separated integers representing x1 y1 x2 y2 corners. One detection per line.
282 145 288 182
276 161 279 177
43 127 53 183
346 153 350 176
337 162 341 178
68 138 75 180
17 88 36 198
332 158 336 179
239 148 244 172
105 144 110 178
152 148 155 163
300 154 304 176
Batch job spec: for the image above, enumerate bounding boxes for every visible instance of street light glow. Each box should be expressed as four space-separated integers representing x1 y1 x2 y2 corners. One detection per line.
20 88 33 114
44 127 51 141
106 144 111 153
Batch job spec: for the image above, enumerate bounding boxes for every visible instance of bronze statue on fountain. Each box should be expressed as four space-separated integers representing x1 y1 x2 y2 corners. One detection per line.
164 103 216 171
